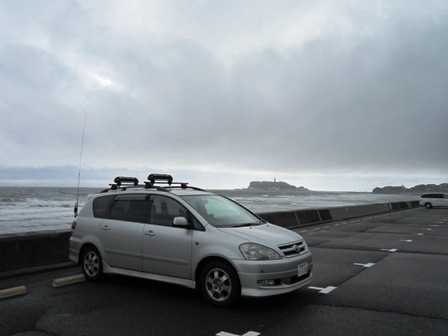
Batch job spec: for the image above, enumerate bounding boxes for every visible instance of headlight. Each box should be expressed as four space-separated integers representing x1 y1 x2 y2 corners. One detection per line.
239 243 281 260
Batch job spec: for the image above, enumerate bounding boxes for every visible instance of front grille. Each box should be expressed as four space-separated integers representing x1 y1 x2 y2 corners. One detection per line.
278 241 307 257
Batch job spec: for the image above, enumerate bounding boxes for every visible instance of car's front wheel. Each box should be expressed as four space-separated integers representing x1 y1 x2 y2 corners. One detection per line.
200 261 240 307
425 203 433 209
82 246 103 280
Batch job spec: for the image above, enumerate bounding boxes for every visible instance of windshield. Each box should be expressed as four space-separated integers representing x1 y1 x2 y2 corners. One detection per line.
181 194 262 228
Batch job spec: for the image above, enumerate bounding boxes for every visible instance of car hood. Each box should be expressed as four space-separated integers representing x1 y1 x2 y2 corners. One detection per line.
217 223 302 247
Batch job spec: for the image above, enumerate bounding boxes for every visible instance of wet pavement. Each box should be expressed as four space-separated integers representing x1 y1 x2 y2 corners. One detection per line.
1 207 447 336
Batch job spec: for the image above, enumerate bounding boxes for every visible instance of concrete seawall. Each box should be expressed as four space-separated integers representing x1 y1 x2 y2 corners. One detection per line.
0 200 419 274
258 200 420 228
0 230 71 274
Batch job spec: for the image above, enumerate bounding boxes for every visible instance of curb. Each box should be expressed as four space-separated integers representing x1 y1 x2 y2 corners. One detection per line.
0 262 76 280
0 285 27 300
52 274 85 288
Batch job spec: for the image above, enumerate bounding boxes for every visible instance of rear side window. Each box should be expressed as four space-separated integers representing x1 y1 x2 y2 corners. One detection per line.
93 196 115 218
109 195 149 223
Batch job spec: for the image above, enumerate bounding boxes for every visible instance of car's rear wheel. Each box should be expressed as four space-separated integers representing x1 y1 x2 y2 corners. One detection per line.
82 246 103 280
200 261 240 307
425 203 433 209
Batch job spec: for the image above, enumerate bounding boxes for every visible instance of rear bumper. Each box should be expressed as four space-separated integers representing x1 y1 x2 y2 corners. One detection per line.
68 237 82 264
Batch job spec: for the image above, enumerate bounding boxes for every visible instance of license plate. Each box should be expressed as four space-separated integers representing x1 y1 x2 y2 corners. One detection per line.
298 262 308 277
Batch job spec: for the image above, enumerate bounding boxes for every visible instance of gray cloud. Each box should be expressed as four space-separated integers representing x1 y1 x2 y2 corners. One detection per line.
1 1 447 190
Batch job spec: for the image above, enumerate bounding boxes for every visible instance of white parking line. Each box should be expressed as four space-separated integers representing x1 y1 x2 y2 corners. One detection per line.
353 262 375 268
52 274 85 288
308 286 337 294
0 286 27 300
399 239 413 243
381 248 398 252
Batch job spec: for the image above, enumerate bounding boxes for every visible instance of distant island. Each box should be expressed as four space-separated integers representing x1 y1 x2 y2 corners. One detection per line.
372 183 448 194
246 180 448 194
247 180 309 191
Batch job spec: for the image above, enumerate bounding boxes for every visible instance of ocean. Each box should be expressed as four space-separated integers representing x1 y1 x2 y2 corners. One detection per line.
0 186 418 235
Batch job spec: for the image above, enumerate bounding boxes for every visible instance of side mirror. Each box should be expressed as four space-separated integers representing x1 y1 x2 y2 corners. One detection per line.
173 216 189 228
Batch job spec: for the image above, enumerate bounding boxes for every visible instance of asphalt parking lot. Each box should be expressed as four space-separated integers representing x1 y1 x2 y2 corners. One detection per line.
1 207 448 336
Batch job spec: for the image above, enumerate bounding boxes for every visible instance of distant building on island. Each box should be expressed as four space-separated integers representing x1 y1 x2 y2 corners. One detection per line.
247 180 309 191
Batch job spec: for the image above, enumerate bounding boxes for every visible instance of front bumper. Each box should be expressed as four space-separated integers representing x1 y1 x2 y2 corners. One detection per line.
235 252 313 297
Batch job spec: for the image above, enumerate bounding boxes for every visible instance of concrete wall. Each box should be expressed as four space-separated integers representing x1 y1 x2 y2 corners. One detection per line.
257 200 420 229
0 230 71 274
0 201 419 273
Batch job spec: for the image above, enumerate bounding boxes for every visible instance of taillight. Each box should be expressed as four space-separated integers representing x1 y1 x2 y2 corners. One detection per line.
71 221 77 232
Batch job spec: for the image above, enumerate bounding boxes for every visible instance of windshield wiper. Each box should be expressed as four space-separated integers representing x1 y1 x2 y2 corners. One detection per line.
233 222 261 227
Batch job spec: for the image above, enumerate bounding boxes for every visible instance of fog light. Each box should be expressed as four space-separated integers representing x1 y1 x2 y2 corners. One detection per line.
257 279 276 286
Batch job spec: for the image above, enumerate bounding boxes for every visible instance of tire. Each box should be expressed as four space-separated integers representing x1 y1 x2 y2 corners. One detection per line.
81 246 103 281
200 261 240 307
425 203 432 209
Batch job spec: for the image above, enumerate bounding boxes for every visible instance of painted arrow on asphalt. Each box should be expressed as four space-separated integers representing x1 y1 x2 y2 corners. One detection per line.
216 331 260 336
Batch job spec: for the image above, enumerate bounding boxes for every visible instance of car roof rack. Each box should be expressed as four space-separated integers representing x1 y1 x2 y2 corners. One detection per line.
115 176 139 186
146 173 173 186
101 173 206 193
102 176 140 192
144 173 192 190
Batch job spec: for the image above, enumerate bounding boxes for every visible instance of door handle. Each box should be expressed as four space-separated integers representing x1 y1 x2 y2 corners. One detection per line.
145 230 155 236
101 225 110 231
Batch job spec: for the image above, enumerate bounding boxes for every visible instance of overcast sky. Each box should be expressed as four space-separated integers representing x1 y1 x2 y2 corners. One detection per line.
1 0 447 191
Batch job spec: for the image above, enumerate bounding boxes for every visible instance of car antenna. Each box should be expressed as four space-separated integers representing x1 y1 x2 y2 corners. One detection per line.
74 115 87 217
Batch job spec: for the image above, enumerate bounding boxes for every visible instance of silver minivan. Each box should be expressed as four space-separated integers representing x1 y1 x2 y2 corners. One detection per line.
69 174 313 306
419 193 448 209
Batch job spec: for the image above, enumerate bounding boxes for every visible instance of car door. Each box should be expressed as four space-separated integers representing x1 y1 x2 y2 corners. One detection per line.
98 195 149 271
142 195 193 279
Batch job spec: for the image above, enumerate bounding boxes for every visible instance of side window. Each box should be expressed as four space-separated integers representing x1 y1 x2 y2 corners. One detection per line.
149 195 188 227
109 195 149 223
93 196 115 218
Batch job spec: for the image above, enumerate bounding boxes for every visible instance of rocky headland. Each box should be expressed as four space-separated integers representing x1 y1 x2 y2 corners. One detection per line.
247 181 309 191
372 183 448 194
